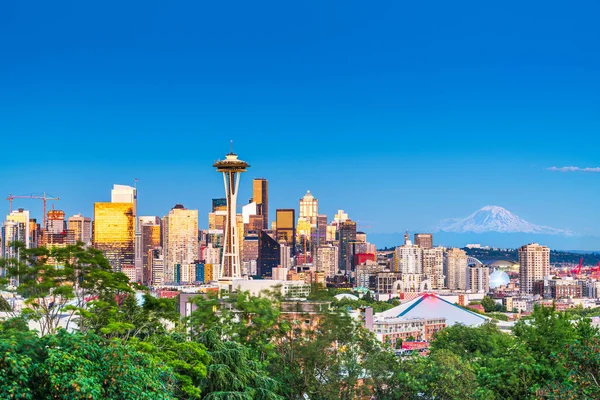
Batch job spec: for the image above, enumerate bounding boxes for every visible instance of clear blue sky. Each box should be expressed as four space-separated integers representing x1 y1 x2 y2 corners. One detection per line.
1 1 599 237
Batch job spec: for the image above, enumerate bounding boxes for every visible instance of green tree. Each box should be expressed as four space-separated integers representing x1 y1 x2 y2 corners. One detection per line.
481 296 496 313
198 329 282 400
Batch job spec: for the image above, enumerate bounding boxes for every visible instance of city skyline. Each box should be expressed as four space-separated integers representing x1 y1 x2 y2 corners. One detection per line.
2 1 599 240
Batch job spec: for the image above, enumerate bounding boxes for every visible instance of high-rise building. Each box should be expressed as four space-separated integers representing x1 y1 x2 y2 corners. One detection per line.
47 210 66 234
279 242 291 269
1 209 31 279
394 233 425 292
214 152 249 279
242 202 258 224
252 178 268 230
257 230 279 278
334 210 348 224
276 209 296 255
468 266 490 293
316 245 338 278
299 190 318 225
163 205 198 283
316 214 328 246
105 184 141 281
445 248 468 290
140 216 161 285
422 247 444 289
212 198 227 212
148 248 164 286
94 202 135 272
519 243 550 295
42 209 69 248
414 233 433 249
68 214 92 245
338 220 357 274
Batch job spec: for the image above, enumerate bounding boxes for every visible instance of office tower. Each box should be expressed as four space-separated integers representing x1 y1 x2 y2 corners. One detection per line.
213 151 249 280
445 248 468 290
68 214 92 244
519 243 550 295
257 230 279 278
140 216 161 285
326 224 337 242
28 219 40 248
276 209 296 255
422 247 444 289
1 209 31 279
316 214 327 246
393 232 424 292
242 234 259 263
414 233 433 249
94 204 134 273
148 248 164 286
111 184 142 281
279 242 291 269
47 210 66 234
247 215 264 234
317 245 339 278
338 220 357 274
212 198 227 212
42 209 69 248
252 178 268 229
163 205 198 283
356 232 367 243
242 202 257 224
299 190 318 225
334 210 348 224
296 217 312 248
468 266 490 293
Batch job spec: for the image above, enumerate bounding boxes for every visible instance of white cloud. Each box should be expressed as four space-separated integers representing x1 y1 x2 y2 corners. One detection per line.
547 166 600 173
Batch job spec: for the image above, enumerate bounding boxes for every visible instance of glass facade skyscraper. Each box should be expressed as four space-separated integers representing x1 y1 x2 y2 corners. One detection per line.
93 202 135 272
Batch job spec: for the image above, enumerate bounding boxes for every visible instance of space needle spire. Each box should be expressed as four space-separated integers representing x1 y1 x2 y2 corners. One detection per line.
213 144 249 280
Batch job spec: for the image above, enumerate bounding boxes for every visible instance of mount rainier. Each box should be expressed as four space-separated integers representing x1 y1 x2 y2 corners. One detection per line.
436 206 573 236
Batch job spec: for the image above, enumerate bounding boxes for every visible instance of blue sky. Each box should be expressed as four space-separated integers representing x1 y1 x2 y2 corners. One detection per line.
1 1 599 239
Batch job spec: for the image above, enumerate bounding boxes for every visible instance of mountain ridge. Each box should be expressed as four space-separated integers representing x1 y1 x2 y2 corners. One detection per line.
436 205 573 236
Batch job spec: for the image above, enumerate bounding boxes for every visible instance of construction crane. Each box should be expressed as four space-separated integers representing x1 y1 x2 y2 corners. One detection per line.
6 193 60 230
570 258 583 275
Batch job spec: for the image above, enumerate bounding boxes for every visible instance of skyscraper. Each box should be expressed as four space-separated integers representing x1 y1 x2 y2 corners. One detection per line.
252 178 268 229
108 184 141 281
163 205 198 283
414 233 433 249
422 247 444 289
257 230 279 278
317 245 339 278
1 209 31 272
93 196 135 273
299 190 318 225
316 214 328 247
140 216 161 285
467 266 490 293
394 233 425 292
68 214 92 244
519 243 550 295
338 220 357 274
276 209 296 255
213 151 249 279
445 248 468 290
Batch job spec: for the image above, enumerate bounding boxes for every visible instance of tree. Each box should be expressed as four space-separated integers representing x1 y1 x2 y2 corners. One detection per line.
2 243 132 335
481 296 496 313
198 329 283 400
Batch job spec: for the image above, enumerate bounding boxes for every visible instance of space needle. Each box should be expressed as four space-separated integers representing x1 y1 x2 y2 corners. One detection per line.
213 144 249 280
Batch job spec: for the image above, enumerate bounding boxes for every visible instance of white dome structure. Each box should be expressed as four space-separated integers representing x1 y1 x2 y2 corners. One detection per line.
489 269 510 289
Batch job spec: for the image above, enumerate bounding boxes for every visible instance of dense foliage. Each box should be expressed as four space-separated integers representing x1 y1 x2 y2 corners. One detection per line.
2 243 600 399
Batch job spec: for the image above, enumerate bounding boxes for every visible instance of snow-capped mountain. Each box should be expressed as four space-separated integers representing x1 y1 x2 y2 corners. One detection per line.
437 206 572 236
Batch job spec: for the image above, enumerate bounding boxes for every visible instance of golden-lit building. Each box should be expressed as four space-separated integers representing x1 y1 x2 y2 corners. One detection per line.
93 202 135 272
299 190 318 225
276 209 295 253
296 217 312 241
68 214 92 245
163 205 198 283
252 178 268 229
